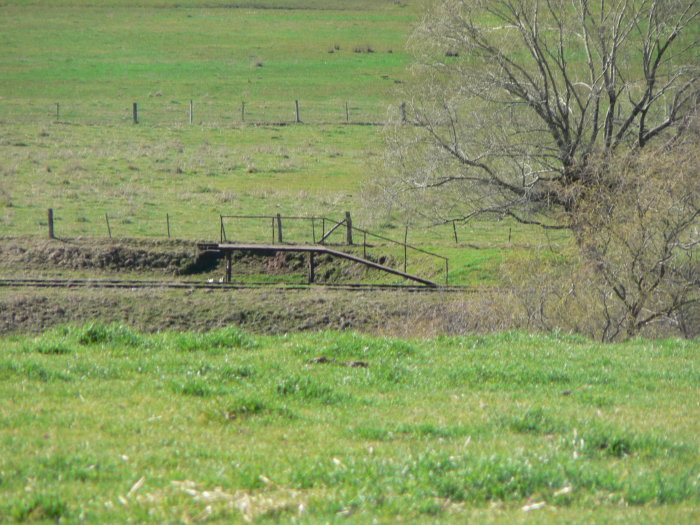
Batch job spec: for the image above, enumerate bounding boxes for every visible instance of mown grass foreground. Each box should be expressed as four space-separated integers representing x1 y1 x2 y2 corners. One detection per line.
1 325 698 523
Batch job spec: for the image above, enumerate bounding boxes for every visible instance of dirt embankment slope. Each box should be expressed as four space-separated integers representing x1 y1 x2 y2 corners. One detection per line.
0 237 451 336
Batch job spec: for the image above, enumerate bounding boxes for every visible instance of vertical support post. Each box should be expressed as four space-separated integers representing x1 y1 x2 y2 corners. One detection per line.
189 100 193 124
345 101 349 123
400 102 406 123
509 227 512 244
295 100 300 123
132 102 138 124
345 211 353 245
47 208 55 239
321 218 326 243
105 212 112 238
453 220 458 244
403 225 408 273
363 231 367 258
241 101 246 122
55 103 60 122
276 213 283 243
167 213 171 238
220 215 224 242
225 252 232 283
311 218 316 243
271 217 275 244
445 260 449 286
308 251 315 284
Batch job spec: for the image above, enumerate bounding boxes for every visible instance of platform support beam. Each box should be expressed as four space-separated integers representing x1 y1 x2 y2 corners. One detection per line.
308 251 315 284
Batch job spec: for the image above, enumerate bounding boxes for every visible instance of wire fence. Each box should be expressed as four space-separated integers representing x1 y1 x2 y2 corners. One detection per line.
1 99 400 127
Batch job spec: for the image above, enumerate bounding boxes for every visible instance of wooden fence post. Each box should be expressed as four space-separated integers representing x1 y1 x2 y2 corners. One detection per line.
345 211 353 245
132 102 138 124
105 212 112 238
276 213 283 243
47 208 55 239
55 103 60 122
404 225 408 273
295 100 301 123
241 101 246 122
453 220 458 243
167 213 171 238
345 101 349 123
189 100 193 124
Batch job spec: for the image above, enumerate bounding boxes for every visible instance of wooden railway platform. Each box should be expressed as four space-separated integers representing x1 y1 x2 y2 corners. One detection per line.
197 242 440 287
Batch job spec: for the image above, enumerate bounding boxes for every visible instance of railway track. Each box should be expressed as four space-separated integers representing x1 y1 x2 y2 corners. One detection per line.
0 278 471 293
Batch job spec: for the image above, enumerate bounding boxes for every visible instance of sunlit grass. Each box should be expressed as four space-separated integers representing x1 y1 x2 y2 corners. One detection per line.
0 325 698 522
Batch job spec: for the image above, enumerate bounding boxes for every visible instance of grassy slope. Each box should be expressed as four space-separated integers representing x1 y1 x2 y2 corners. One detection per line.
0 326 698 523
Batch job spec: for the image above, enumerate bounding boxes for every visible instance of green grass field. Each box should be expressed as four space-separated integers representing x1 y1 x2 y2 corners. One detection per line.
0 0 571 286
1 325 698 523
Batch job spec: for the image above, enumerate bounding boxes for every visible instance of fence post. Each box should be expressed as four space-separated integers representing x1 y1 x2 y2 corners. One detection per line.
55 103 60 122
105 212 112 238
345 211 353 245
311 218 316 243
167 213 171 238
132 102 138 124
404 226 408 273
241 101 246 122
189 100 193 124
363 231 367 258
453 220 458 243
295 100 301 123
276 213 283 243
345 101 349 123
47 208 55 239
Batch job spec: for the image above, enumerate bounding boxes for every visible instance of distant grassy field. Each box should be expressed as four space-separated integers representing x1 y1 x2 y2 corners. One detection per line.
0 0 570 285
0 325 698 522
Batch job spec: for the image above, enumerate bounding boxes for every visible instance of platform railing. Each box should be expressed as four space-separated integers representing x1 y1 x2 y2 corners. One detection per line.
219 213 449 285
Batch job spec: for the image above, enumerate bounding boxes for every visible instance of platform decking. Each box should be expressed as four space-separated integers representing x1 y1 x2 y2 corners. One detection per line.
197 243 439 287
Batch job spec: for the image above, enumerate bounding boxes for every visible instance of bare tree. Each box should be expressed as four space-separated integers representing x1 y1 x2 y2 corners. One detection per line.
574 145 699 339
377 0 699 228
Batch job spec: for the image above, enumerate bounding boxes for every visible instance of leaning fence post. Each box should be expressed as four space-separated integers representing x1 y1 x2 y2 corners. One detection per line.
345 211 353 245
276 213 283 243
47 208 55 239
453 220 459 243
105 212 112 238
132 102 138 124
